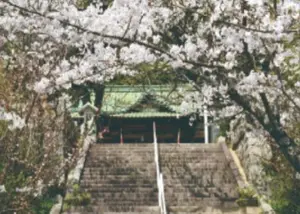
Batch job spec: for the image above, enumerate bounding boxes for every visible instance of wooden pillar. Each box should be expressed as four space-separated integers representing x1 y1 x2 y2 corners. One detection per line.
120 128 123 144
177 128 181 144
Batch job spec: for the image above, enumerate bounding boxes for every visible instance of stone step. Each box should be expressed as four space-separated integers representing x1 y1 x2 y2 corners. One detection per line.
164 195 238 202
83 167 154 171
87 156 153 160
91 202 158 206
159 153 225 157
83 165 154 170
81 174 153 177
103 211 159 214
64 211 160 214
81 183 156 188
86 193 157 199
159 160 226 164
163 182 235 187
82 170 153 174
161 174 230 180
165 199 238 207
88 152 154 156
88 197 158 203
68 205 160 213
162 180 225 186
160 154 224 159
157 143 221 147
81 177 155 181
84 162 155 167
158 147 222 151
90 146 220 150
81 176 155 181
88 153 221 158
80 182 156 186
167 204 241 214
87 151 154 155
159 155 226 160
165 187 238 198
87 192 158 198
87 152 152 156
81 188 157 193
85 157 154 161
82 174 156 179
80 186 157 193
159 149 222 153
92 143 154 146
81 179 156 185
89 147 154 151
161 165 226 169
85 156 154 160
80 183 157 188
89 148 154 152
89 144 221 150
159 154 225 158
81 174 155 178
82 170 155 175
158 149 223 154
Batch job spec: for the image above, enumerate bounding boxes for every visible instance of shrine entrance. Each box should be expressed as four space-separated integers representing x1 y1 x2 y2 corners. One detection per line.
71 85 214 143
99 116 205 144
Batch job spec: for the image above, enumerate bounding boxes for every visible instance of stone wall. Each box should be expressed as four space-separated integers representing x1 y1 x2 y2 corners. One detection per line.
229 116 275 213
50 135 95 214
229 117 272 195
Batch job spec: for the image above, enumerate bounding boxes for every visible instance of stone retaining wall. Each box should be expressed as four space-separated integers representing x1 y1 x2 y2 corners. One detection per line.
228 116 275 214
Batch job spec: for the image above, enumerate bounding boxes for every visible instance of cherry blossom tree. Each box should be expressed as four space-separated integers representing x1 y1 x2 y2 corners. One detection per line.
0 59 81 212
0 0 300 175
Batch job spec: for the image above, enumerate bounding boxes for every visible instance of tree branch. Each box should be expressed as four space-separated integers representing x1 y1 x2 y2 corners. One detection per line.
227 88 266 128
3 0 173 57
259 92 278 130
2 0 229 70
214 20 299 34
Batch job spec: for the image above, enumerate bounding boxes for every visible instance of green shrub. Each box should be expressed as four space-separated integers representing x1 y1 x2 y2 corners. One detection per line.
263 149 300 214
30 185 64 214
218 119 230 137
236 186 259 207
31 197 56 214
63 184 91 211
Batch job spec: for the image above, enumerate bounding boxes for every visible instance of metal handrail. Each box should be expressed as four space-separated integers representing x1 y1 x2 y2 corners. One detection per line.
160 173 167 214
153 122 167 214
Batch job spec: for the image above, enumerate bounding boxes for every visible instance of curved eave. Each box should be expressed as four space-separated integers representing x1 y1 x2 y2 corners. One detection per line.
108 112 182 118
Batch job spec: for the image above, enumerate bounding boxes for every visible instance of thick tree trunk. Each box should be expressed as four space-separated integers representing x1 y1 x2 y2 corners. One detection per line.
270 129 300 173
228 88 300 173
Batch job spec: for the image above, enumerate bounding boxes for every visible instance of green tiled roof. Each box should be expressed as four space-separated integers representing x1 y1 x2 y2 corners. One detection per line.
110 112 180 118
101 85 191 114
70 84 194 118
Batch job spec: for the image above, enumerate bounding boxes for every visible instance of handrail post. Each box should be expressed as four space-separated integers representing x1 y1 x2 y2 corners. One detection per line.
153 122 161 207
204 105 209 144
153 122 167 214
160 173 167 214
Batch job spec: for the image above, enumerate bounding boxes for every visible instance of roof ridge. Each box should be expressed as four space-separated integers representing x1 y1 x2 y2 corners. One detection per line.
104 84 193 92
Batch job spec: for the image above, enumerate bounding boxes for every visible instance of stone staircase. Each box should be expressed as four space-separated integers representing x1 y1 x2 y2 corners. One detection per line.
67 143 159 214
66 143 245 214
159 143 240 214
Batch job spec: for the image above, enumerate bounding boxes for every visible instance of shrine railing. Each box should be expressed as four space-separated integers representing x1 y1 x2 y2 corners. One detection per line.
153 122 167 214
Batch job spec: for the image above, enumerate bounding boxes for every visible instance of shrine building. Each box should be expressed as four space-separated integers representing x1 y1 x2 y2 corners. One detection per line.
70 85 218 143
